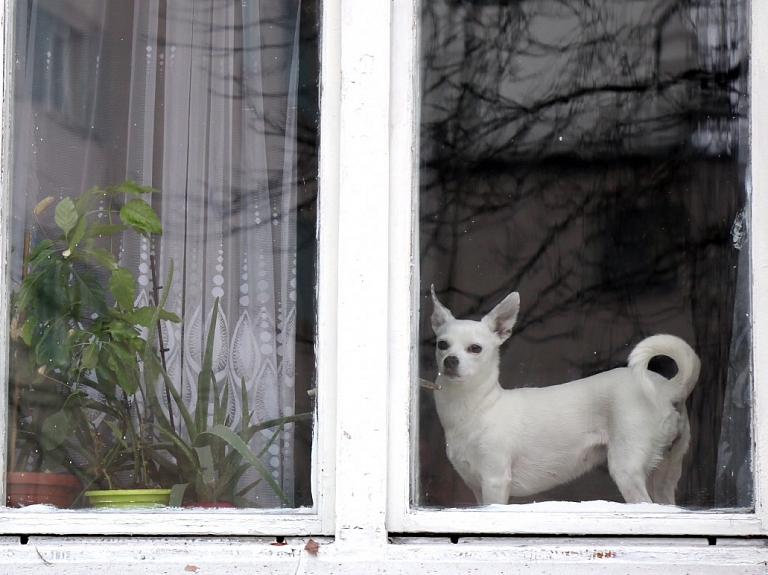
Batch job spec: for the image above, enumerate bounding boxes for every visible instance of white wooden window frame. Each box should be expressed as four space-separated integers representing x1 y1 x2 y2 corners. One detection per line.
385 0 768 539
0 0 346 538
0 0 765 570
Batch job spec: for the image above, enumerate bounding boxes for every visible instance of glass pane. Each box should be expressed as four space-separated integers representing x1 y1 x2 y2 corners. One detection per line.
6 0 318 510
418 0 750 510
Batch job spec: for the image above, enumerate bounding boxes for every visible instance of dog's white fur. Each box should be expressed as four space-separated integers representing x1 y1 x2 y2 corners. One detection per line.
430 286 701 505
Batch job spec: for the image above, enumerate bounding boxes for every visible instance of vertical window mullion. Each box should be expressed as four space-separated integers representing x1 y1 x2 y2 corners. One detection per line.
316 0 342 535
0 0 13 509
749 0 768 529
387 0 421 534
333 0 392 547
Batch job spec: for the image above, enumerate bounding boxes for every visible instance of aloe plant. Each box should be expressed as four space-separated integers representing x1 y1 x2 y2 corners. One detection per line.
143 298 312 506
9 182 180 490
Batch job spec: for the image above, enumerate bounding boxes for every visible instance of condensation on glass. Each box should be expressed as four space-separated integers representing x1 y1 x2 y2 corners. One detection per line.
6 0 318 509
417 1 750 509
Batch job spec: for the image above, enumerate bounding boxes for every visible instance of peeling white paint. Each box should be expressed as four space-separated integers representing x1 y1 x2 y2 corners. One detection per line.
0 0 767 571
1 537 768 574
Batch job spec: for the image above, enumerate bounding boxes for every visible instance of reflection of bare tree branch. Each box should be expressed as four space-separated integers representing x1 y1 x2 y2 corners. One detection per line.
419 0 749 508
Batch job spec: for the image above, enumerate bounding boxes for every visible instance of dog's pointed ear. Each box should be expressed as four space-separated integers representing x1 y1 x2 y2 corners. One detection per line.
431 285 454 333
482 291 520 343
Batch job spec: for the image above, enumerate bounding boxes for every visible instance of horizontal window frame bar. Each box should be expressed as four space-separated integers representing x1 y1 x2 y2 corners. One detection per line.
395 508 766 537
0 510 323 536
1 536 767 572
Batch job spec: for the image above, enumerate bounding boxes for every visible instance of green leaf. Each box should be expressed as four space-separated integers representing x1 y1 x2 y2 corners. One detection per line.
159 309 182 323
25 239 54 267
54 197 78 234
99 340 141 395
195 445 216 486
81 341 100 370
151 353 196 438
125 306 180 327
168 483 189 507
104 420 129 450
104 320 140 341
71 268 107 317
195 299 220 435
244 412 312 435
15 272 43 316
35 322 71 371
85 223 128 240
213 379 231 428
40 409 74 451
83 247 118 270
240 376 251 437
115 180 160 196
67 214 87 251
73 186 100 214
198 425 290 506
108 267 136 310
20 316 37 346
120 199 162 237
123 307 156 327
118 365 141 395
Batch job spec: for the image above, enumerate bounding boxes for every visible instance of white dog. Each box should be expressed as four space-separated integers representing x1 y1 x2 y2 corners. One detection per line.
430 286 700 506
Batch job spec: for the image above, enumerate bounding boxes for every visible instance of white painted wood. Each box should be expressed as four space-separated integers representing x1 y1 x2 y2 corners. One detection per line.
750 0 768 532
314 0 343 537
387 0 421 533
0 0 13 508
0 0 339 536
1 1 767 571
387 0 768 538
1 537 767 574
0 508 322 536
333 0 391 551
396 506 764 537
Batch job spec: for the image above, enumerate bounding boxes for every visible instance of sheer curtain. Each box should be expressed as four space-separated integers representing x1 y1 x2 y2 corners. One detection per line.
12 0 303 505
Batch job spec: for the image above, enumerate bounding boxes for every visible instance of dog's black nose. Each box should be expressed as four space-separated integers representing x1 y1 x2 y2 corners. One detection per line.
444 355 459 370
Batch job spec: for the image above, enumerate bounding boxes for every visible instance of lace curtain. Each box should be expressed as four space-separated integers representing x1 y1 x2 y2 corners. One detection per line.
12 0 302 505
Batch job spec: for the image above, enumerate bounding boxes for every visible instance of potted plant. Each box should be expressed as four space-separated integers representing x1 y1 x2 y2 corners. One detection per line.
6 336 83 507
9 181 180 507
144 299 312 508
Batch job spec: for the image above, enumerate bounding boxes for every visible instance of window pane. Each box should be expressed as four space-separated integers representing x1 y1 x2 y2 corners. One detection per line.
418 0 750 509
6 0 318 510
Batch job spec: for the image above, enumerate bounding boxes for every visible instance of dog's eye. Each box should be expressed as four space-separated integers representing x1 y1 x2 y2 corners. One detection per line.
437 340 449 350
468 344 482 354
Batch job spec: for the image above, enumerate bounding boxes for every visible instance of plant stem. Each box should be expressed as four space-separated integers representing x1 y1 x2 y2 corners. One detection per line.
149 254 176 434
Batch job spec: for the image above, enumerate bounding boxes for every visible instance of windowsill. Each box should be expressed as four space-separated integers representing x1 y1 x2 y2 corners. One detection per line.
1 535 766 573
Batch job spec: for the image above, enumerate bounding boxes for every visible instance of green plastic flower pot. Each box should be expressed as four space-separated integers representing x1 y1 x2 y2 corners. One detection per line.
84 489 171 509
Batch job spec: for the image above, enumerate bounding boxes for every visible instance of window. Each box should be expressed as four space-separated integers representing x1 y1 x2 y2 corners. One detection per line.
2 0 329 536
1 0 768 570
389 0 767 537
417 0 750 509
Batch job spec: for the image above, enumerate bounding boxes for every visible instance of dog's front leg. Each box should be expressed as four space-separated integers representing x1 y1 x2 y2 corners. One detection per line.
480 476 511 505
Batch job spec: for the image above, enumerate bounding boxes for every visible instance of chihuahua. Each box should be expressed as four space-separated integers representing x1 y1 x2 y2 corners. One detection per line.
430 286 700 506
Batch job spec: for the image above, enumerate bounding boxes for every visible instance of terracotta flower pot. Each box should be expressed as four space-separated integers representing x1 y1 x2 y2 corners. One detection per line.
84 488 171 509
6 471 82 508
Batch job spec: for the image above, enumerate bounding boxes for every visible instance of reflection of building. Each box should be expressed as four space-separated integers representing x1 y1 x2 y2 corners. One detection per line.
419 0 749 509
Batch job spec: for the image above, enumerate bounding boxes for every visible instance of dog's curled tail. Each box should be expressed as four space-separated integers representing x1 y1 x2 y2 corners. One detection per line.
628 334 701 403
